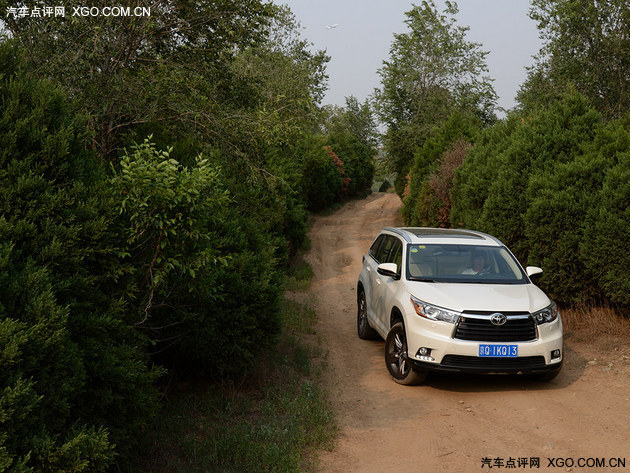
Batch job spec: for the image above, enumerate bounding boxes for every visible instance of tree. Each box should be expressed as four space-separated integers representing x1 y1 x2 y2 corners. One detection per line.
403 111 480 225
374 0 496 195
0 42 158 472
518 0 630 118
0 0 276 159
111 140 284 376
323 97 378 196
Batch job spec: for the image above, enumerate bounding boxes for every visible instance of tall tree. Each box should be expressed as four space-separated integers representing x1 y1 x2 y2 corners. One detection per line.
323 97 378 196
374 0 496 195
0 0 276 159
518 0 630 118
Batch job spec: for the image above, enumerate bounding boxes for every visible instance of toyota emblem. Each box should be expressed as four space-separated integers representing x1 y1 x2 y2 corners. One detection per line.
490 312 507 326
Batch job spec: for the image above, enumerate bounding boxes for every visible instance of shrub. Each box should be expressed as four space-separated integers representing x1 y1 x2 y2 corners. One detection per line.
404 112 480 225
412 139 471 227
0 42 158 472
477 90 601 262
378 179 392 192
327 132 375 197
112 140 283 376
581 146 630 309
301 137 343 211
450 115 520 229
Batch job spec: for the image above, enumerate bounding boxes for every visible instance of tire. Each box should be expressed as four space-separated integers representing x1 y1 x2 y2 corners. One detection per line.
357 288 379 340
385 322 427 385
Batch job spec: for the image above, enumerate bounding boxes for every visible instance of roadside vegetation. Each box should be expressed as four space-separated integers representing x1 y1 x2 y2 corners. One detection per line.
0 2 366 471
376 0 630 314
1 0 630 471
136 294 335 473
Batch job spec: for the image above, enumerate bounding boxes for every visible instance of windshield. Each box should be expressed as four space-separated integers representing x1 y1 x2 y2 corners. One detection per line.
406 244 527 284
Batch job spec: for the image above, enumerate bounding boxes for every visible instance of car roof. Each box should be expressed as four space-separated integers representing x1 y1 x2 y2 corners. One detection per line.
383 227 504 247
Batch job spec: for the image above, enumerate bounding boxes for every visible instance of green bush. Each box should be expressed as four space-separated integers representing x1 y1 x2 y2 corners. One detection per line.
581 145 630 309
301 137 343 211
112 140 283 377
523 153 610 303
404 112 480 225
477 91 601 262
378 179 392 192
327 131 375 197
451 91 630 307
0 42 158 472
450 115 520 229
412 139 471 228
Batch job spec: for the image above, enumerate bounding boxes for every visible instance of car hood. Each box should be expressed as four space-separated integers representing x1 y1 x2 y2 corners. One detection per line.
407 282 551 313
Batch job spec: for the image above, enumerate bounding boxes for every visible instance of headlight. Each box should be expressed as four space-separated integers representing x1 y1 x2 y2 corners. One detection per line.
532 302 558 325
410 295 460 324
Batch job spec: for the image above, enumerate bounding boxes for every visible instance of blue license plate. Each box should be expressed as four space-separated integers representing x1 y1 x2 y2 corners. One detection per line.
479 345 518 357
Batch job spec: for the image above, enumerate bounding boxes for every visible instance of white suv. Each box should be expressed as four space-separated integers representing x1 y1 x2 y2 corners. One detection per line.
357 227 563 385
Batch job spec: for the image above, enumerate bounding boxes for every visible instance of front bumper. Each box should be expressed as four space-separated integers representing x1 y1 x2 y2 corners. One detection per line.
411 355 563 375
404 310 564 375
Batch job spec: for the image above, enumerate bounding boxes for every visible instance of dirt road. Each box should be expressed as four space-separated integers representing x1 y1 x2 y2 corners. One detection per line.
307 192 630 473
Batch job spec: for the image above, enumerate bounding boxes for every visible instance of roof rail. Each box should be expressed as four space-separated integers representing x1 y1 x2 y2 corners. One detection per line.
384 227 412 242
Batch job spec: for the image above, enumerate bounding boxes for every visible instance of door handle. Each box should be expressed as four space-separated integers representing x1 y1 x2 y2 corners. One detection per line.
376 278 381 285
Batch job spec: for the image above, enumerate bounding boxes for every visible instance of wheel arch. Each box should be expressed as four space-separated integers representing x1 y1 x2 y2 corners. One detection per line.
390 306 404 330
357 281 365 301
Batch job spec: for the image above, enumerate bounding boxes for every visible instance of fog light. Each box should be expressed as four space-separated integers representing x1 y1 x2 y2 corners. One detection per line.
551 349 561 359
415 347 435 362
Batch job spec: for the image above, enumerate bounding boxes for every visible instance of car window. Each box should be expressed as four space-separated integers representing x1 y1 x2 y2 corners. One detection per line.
374 235 396 263
369 235 386 260
390 240 402 273
406 244 527 284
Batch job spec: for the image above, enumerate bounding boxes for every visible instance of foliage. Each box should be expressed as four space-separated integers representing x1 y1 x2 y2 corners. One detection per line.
301 137 344 212
403 112 480 225
581 125 630 309
378 179 393 193
412 139 472 228
112 140 283 376
450 115 521 229
451 90 630 308
518 0 630 118
0 44 158 472
1 0 277 158
477 90 601 262
113 140 230 331
374 0 496 195
137 299 335 473
323 97 377 197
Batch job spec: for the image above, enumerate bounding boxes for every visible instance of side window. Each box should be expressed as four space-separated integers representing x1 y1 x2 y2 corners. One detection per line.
375 235 395 263
390 240 403 273
369 235 386 260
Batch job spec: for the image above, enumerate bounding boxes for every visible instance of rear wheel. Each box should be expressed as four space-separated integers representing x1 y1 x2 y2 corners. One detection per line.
357 289 379 340
385 323 427 385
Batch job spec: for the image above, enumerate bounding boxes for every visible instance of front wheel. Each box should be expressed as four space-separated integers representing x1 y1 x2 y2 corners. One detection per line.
385 323 427 385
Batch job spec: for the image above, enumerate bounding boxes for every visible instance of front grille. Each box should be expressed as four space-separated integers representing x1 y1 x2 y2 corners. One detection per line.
441 355 546 370
454 312 536 342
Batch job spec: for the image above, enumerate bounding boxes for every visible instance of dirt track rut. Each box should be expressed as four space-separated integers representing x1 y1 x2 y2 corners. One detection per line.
306 192 630 473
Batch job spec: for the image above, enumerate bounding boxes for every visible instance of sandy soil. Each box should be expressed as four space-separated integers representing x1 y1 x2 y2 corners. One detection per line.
306 192 630 473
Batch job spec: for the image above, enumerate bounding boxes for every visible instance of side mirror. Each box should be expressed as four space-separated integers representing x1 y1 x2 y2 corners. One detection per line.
377 262 400 280
526 266 543 278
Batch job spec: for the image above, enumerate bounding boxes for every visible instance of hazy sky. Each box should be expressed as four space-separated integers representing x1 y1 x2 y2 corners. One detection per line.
280 0 543 114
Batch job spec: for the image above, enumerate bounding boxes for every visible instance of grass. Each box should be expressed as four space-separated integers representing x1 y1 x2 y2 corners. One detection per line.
561 306 630 342
285 260 314 292
136 263 335 473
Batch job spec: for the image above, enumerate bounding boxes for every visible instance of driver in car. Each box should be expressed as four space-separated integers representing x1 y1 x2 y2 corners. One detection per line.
462 250 487 275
